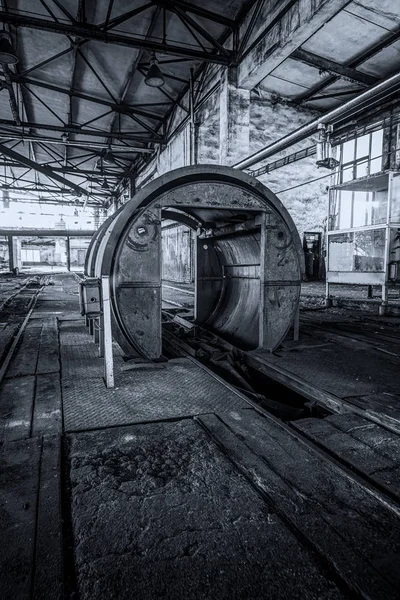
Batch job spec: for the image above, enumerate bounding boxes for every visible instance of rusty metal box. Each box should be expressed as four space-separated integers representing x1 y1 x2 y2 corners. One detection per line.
79 278 102 316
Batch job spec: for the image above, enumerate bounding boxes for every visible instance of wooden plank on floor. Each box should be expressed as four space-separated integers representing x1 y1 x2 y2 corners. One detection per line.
0 324 18 366
33 435 63 600
0 437 41 598
32 374 62 437
292 415 400 500
345 395 400 435
0 375 35 441
326 413 400 462
197 410 400 600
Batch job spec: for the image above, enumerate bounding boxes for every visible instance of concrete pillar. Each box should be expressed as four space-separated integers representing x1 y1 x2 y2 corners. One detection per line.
55 238 67 267
8 235 21 273
94 207 100 229
219 67 250 166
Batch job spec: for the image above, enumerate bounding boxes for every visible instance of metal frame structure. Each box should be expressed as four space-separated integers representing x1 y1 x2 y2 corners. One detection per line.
326 169 400 314
0 1 398 210
0 0 259 206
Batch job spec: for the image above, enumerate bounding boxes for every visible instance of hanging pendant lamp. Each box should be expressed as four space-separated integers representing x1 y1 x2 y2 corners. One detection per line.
145 54 165 88
0 30 18 64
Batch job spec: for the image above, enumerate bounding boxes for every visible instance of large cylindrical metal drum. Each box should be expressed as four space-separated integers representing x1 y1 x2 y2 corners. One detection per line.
85 165 304 358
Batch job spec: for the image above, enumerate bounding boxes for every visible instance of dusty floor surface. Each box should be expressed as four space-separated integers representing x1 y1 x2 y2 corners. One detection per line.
1 272 400 599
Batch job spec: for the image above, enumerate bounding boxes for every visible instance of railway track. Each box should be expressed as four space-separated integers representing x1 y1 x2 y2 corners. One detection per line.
162 309 400 499
0 275 48 384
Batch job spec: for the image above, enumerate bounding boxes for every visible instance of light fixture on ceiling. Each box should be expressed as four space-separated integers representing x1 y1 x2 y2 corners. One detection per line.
101 177 110 191
145 54 165 88
61 132 68 143
103 149 116 165
0 30 18 65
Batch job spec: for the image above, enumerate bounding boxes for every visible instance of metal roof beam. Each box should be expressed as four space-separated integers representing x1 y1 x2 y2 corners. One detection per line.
0 142 89 196
237 0 352 89
101 2 154 30
295 26 400 103
0 229 97 236
0 134 153 152
0 119 159 142
0 11 234 64
0 162 122 177
153 1 230 56
7 74 166 122
152 0 235 28
291 48 378 86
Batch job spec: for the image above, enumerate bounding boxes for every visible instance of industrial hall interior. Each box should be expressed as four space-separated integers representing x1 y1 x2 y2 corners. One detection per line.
1 0 400 598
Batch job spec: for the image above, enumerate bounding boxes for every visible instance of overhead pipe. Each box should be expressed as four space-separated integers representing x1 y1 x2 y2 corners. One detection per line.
233 70 400 171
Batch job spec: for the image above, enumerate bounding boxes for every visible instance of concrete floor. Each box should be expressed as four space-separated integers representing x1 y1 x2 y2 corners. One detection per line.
1 273 400 599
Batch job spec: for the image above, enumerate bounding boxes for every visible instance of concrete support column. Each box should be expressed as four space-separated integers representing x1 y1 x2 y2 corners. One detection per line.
55 238 67 267
8 235 21 273
219 67 250 166
94 207 100 229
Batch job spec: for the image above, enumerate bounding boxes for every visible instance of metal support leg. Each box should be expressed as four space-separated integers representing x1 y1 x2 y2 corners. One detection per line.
89 318 94 336
325 280 332 307
367 285 373 299
379 283 388 316
99 315 104 358
293 305 300 342
94 317 100 344
101 276 114 388
7 235 14 272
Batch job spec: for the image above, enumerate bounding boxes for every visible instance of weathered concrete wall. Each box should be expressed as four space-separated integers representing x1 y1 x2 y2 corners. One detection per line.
196 89 220 165
162 223 193 283
250 92 328 238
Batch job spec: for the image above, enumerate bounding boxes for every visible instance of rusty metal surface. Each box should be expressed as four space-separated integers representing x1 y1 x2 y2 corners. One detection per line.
85 166 303 358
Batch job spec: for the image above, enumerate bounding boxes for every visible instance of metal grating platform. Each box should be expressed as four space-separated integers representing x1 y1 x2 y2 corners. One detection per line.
62 358 249 432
